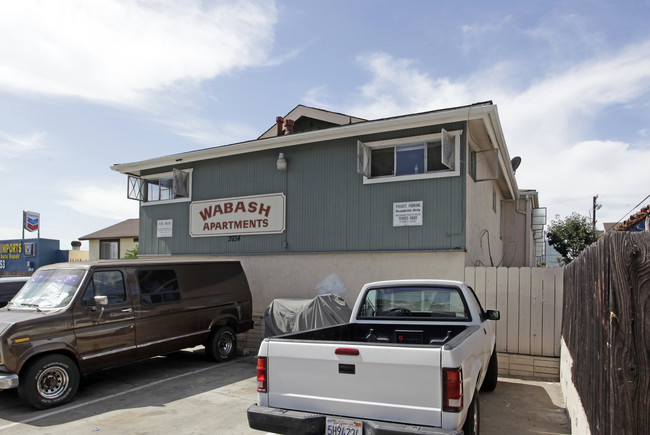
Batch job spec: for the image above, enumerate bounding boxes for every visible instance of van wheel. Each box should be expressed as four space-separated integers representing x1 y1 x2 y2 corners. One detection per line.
481 349 498 392
462 390 480 435
18 354 79 409
206 326 237 362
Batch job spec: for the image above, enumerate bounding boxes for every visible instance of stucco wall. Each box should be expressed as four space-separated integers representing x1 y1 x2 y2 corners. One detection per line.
67 250 89 262
88 240 99 261
119 237 138 258
560 338 591 434
198 251 467 314
465 158 504 267
502 197 535 267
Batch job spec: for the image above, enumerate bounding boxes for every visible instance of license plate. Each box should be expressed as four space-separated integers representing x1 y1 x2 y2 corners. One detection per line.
325 417 363 435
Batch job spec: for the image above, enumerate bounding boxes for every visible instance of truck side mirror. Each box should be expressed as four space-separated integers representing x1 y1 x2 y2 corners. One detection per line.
94 295 109 306
486 310 500 321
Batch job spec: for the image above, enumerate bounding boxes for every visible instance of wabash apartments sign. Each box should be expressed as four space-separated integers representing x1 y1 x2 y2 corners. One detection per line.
189 193 285 237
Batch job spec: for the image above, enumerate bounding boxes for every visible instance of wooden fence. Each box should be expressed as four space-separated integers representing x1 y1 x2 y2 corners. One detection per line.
465 266 564 357
563 231 649 435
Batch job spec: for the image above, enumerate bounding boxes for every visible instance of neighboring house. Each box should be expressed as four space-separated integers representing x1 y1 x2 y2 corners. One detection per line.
79 219 139 260
606 204 650 232
111 102 545 309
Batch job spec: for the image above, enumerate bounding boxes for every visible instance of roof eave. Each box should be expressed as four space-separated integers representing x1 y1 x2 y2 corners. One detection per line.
111 102 499 176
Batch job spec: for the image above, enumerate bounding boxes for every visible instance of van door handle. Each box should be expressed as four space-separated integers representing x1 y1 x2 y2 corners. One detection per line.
122 308 133 313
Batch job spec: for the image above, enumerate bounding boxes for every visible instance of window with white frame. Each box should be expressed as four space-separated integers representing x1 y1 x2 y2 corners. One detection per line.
127 168 192 204
357 130 461 183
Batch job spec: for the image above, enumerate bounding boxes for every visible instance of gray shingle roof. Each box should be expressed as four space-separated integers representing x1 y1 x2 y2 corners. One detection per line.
79 219 139 240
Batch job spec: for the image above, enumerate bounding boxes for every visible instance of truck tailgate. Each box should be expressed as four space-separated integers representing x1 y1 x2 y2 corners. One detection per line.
266 340 443 427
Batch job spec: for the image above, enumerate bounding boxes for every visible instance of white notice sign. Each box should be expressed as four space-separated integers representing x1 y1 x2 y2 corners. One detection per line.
393 201 423 227
157 219 173 238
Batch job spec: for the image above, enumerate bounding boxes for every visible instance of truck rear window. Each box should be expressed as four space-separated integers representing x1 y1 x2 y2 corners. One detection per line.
358 286 470 321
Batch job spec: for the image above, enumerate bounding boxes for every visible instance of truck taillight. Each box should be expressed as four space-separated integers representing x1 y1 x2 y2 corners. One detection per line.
443 368 463 412
257 357 267 393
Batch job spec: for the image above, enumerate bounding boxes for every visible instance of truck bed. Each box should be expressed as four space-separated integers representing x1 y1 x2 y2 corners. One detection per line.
276 322 468 346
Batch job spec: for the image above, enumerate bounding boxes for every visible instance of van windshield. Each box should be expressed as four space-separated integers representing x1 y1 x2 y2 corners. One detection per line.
9 269 86 310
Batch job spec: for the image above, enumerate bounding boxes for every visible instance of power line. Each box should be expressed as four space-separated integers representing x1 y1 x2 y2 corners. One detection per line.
613 193 650 227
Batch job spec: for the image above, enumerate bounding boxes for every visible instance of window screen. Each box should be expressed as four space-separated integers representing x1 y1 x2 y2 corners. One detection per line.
137 269 181 305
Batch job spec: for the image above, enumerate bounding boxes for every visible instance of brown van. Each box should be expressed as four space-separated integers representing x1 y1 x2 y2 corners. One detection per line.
0 258 253 409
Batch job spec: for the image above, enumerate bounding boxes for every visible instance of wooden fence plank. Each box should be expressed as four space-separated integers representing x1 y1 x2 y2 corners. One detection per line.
496 268 509 353
518 267 532 355
506 268 520 354
553 268 563 357
464 267 476 293
475 267 487 307
530 268 544 356
483 268 502 350
541 267 556 357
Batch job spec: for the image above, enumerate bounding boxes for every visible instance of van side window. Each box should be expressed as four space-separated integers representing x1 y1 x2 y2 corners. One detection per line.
137 269 181 305
82 271 126 306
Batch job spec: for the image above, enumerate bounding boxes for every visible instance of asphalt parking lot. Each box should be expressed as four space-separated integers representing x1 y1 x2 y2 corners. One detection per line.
0 347 570 434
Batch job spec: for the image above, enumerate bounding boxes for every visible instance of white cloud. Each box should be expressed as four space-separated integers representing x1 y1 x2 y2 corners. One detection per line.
500 40 650 153
347 53 472 119
0 0 277 107
333 41 650 229
522 140 650 218
59 184 139 221
0 130 48 170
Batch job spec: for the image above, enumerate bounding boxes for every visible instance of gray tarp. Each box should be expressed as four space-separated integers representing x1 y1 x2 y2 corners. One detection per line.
263 293 352 337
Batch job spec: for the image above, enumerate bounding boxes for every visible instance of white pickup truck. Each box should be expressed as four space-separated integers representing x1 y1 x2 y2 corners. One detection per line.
247 279 500 435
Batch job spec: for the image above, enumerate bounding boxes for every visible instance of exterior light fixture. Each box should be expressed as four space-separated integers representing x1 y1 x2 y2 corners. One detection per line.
276 152 287 171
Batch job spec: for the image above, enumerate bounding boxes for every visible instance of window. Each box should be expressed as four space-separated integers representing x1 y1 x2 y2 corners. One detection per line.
82 270 126 306
469 148 499 182
358 286 469 321
137 269 181 305
127 168 192 204
358 130 461 184
100 240 119 260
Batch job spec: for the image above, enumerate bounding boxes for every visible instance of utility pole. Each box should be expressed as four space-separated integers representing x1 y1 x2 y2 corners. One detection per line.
592 195 602 229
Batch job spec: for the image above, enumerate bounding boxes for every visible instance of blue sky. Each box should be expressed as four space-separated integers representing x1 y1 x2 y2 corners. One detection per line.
1 0 650 250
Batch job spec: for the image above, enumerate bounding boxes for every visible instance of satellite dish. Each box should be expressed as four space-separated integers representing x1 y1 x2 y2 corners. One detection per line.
511 156 522 173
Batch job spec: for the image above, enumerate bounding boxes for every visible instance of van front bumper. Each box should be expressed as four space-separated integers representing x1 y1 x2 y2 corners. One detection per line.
247 404 462 435
0 373 19 389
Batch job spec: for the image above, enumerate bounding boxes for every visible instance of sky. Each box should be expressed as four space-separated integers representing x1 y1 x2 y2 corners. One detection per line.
1 0 650 252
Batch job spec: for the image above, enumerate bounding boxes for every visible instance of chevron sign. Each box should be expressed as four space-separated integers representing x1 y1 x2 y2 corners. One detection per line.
24 211 40 232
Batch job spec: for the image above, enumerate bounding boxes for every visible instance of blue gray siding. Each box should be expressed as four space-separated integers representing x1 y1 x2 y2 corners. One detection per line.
139 122 467 255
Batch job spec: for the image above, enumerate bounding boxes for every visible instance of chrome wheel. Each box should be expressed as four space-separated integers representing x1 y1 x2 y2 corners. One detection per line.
206 326 237 362
217 331 234 357
36 364 70 399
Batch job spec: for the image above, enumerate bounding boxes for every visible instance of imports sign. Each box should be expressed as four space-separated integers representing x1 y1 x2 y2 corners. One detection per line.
190 193 286 237
393 201 423 227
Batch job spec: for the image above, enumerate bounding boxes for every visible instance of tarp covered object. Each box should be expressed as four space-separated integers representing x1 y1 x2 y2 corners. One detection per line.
264 293 352 337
